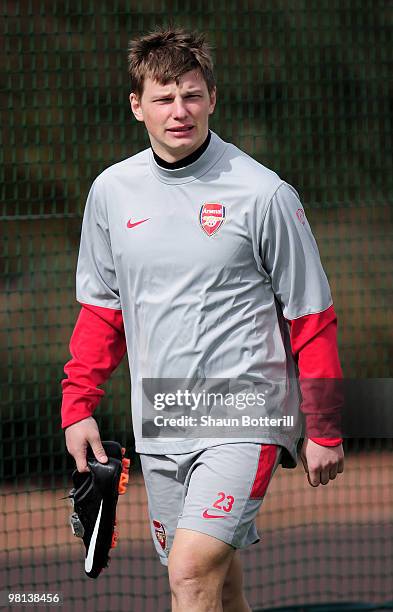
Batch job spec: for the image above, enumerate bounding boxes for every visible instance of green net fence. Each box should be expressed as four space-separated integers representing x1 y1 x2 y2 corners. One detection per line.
1 1 392 611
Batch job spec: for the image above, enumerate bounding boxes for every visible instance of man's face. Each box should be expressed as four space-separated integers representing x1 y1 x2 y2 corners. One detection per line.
130 69 216 163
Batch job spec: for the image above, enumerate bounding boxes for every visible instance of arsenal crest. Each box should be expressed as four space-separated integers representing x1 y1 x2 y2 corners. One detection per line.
296 208 305 225
153 519 167 551
200 203 226 237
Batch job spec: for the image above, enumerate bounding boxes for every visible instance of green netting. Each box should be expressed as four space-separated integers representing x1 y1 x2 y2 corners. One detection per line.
1 1 392 611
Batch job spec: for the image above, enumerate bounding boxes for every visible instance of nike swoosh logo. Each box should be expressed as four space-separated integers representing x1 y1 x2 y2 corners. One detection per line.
202 509 227 519
85 499 103 573
127 218 150 229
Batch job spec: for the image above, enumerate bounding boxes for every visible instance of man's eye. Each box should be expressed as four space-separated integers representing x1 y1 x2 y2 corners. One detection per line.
154 95 200 102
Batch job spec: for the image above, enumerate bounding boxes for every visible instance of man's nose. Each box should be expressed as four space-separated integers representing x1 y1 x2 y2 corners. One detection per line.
172 98 188 119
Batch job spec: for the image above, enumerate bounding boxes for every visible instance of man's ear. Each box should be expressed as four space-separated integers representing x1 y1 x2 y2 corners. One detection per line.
130 93 144 122
208 87 217 115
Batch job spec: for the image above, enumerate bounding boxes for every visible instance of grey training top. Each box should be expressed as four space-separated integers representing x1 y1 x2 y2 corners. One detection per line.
76 131 332 467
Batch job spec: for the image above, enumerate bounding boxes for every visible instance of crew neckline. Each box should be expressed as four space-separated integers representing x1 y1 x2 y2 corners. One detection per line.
149 131 228 185
152 130 211 169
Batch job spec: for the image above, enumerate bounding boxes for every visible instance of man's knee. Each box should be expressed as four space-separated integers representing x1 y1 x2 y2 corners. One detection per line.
168 529 234 597
168 554 207 594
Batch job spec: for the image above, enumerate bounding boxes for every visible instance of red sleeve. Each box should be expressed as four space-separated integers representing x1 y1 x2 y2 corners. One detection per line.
286 304 343 447
61 303 127 429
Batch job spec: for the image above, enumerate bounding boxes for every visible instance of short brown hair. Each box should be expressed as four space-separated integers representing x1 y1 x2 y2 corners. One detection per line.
127 26 216 99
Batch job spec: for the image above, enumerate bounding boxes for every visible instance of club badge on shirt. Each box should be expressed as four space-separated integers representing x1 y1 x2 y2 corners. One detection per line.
199 203 226 237
296 208 306 225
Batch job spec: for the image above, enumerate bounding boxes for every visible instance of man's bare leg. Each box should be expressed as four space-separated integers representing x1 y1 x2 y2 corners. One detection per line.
222 551 252 612
168 528 234 612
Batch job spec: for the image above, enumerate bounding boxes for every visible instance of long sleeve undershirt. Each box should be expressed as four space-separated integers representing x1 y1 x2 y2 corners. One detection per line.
61 303 343 446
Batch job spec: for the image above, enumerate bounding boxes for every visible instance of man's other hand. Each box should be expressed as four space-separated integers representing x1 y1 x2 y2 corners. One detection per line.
300 437 344 487
65 416 108 473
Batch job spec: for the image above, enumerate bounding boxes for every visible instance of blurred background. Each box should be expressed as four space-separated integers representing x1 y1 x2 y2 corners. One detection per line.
1 1 392 611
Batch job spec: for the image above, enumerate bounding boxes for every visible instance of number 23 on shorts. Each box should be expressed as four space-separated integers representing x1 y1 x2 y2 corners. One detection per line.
213 491 235 513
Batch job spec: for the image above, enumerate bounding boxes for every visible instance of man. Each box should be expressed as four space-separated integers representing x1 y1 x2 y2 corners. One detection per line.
62 27 344 612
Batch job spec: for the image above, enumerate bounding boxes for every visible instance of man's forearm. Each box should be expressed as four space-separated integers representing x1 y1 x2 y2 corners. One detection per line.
287 304 343 446
61 303 127 428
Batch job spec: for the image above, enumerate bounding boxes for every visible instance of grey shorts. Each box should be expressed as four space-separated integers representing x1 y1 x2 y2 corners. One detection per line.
139 442 282 566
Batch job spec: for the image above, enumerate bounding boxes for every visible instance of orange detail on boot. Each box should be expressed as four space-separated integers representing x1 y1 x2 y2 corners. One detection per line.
122 457 131 473
111 530 119 548
118 472 129 494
